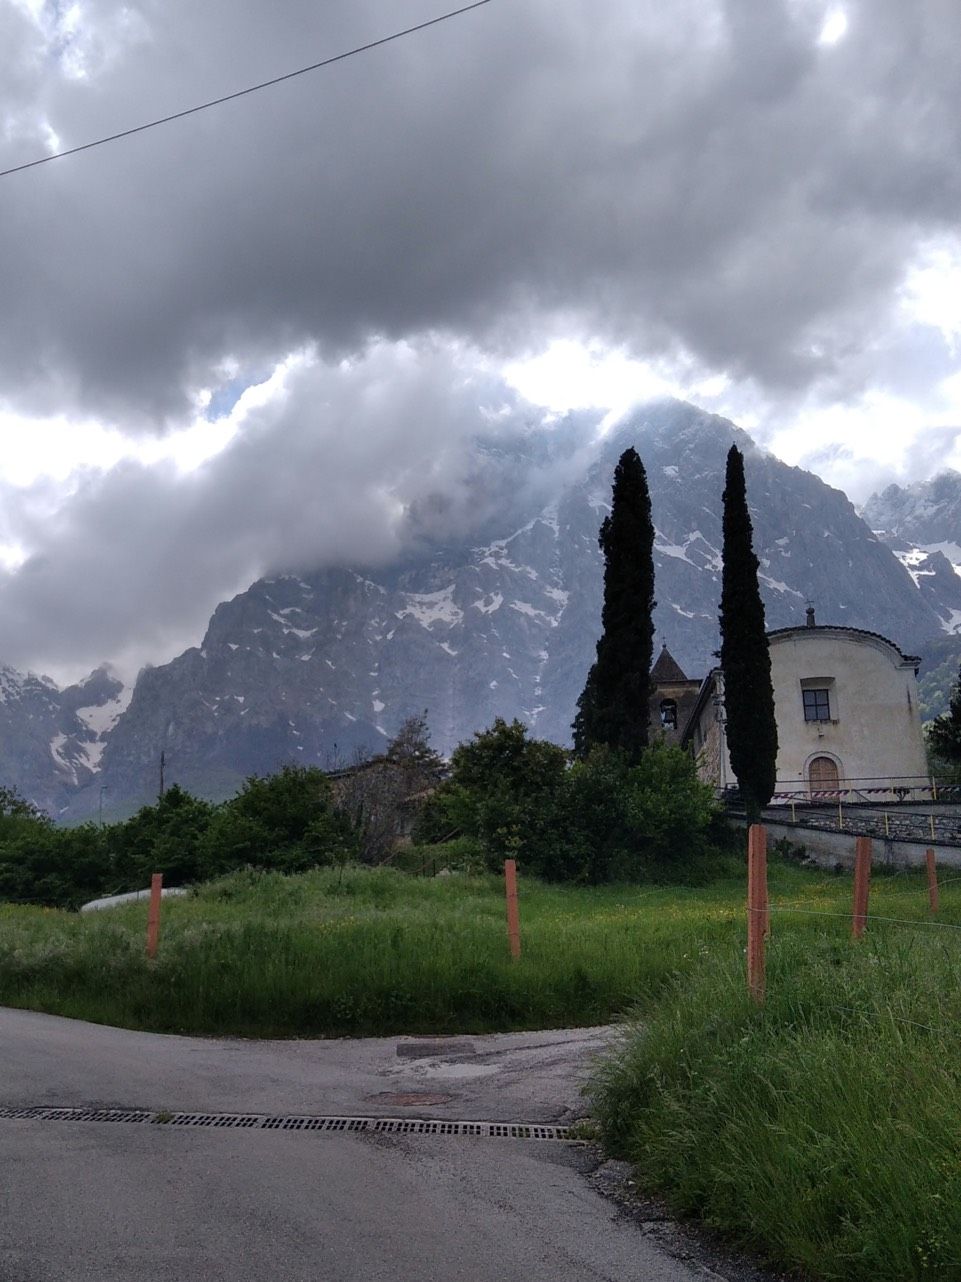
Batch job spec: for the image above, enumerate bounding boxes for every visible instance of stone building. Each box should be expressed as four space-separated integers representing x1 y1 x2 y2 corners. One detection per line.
680 609 929 797
648 644 701 745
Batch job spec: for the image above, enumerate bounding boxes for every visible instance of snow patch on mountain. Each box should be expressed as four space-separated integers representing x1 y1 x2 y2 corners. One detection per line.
397 585 463 628
76 688 132 737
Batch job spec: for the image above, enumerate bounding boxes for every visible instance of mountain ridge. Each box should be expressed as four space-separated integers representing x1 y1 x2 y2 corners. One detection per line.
1 400 954 819
58 400 948 818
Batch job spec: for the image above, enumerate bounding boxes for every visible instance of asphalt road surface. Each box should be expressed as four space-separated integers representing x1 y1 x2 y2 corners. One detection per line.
0 1009 730 1281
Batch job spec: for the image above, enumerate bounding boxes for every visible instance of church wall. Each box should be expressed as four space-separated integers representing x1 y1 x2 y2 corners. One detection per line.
687 674 732 789
768 631 928 792
648 678 700 746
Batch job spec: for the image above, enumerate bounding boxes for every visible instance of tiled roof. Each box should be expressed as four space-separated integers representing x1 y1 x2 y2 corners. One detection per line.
766 624 920 666
650 643 688 683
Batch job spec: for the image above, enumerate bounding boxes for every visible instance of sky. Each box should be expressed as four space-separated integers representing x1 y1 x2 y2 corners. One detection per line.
1 0 960 685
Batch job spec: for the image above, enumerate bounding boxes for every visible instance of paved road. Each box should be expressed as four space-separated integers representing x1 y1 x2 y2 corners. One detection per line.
0 1010 727 1281
0 1007 612 1122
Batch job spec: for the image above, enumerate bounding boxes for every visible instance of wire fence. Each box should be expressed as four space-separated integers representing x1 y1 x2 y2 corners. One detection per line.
746 827 961 1011
768 904 961 932
769 775 961 803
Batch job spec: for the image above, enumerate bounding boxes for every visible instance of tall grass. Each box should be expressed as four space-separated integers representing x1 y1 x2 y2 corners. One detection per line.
591 873 961 1281
0 863 749 1037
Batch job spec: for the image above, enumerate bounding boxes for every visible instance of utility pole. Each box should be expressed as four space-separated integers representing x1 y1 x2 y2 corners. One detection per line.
159 750 166 801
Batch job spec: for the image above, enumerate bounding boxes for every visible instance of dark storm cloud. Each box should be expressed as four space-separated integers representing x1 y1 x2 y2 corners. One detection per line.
2 0 960 424
0 344 594 679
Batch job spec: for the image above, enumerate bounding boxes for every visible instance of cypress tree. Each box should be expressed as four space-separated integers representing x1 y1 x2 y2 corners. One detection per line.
571 663 598 758
572 447 656 761
719 445 778 820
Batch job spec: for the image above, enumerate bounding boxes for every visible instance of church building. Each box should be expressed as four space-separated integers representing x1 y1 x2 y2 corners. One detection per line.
656 609 929 796
648 644 701 745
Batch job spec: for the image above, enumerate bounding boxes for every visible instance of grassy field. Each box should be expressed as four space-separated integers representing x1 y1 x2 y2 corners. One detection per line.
0 859 745 1037
0 856 951 1039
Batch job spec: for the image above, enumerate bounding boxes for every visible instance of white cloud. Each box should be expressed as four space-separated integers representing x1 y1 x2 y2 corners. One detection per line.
503 342 674 423
901 240 961 351
0 356 304 489
818 8 849 46
0 0 960 677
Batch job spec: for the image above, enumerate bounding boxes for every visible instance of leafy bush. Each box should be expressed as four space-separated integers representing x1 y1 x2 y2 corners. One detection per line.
198 765 356 876
0 820 111 910
421 725 726 883
0 726 726 907
391 837 487 875
622 741 717 864
416 719 568 869
0 767 359 909
107 785 215 888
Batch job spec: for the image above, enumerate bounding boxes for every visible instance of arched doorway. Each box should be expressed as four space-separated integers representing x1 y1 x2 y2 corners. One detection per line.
808 756 840 792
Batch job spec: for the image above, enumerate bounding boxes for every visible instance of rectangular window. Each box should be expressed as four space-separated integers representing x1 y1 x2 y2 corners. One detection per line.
803 688 831 722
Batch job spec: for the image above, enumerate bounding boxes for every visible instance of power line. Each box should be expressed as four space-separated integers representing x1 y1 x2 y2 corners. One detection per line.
0 0 492 181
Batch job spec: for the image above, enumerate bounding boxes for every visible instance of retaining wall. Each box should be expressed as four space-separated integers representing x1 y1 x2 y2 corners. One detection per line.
742 818 961 871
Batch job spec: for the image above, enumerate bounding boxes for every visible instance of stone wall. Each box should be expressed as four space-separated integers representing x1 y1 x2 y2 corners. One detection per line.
742 817 961 871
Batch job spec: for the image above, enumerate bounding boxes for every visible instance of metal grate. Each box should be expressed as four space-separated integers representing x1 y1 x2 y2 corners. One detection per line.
0 1104 572 1141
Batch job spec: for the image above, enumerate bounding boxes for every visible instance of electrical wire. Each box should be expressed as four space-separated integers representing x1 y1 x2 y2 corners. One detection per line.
872 874 961 898
827 1005 953 1038
768 904 961 932
0 0 492 180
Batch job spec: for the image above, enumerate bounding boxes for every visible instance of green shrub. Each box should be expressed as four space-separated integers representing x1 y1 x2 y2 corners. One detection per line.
106 785 215 888
390 837 486 875
196 767 355 877
0 821 111 910
418 724 726 884
622 741 717 865
417 719 568 870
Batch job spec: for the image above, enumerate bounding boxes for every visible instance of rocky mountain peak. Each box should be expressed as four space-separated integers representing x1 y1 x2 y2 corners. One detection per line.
52 400 948 819
863 470 961 546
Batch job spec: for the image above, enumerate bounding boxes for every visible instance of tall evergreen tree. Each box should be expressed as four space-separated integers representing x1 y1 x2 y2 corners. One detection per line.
928 666 961 766
572 447 655 761
571 663 598 758
719 445 778 820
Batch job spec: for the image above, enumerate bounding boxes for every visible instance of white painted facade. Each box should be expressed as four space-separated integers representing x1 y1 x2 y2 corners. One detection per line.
684 624 929 796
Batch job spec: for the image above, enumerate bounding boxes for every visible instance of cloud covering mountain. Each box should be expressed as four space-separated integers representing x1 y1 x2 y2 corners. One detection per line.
2 1 961 689
26 400 944 820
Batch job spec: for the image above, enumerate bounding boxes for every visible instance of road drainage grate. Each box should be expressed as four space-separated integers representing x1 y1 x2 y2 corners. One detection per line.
0 1105 572 1142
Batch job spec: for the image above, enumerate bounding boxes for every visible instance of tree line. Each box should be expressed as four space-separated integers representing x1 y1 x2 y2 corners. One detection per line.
0 713 446 910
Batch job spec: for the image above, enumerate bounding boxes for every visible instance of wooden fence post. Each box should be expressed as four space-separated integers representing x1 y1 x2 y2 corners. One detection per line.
926 849 940 914
747 824 767 1004
146 873 163 959
852 837 871 939
504 859 521 960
